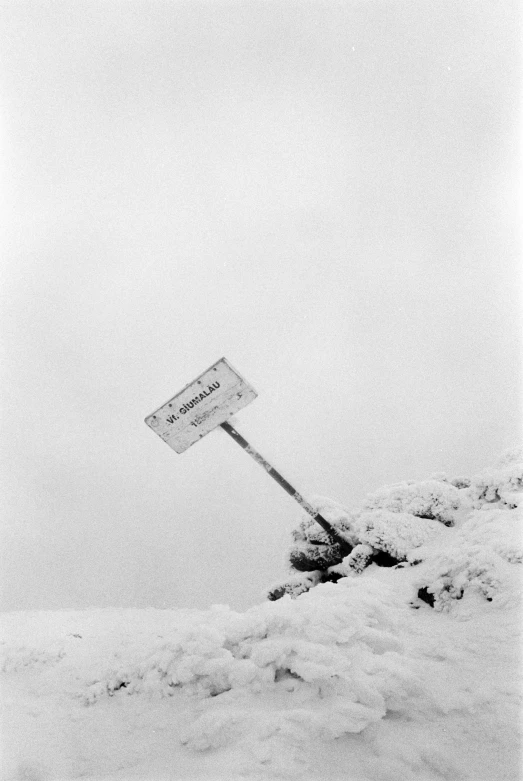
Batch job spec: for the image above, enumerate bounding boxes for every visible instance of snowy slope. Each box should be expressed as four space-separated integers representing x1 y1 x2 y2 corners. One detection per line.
1 454 522 781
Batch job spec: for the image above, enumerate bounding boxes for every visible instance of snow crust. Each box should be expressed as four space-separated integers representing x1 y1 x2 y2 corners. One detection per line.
1 451 522 780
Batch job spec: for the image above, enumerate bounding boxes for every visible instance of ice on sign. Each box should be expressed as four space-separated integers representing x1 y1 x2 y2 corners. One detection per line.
145 358 257 453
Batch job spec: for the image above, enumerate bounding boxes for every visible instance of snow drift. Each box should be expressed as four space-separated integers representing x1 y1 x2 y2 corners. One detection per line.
1 449 522 780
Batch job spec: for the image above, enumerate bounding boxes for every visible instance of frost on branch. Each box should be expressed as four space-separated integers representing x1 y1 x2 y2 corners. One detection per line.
267 571 323 602
287 496 359 573
362 480 462 526
327 544 375 578
266 497 358 600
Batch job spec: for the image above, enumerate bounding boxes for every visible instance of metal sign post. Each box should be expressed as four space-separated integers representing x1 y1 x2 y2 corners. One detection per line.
145 358 350 552
219 421 351 552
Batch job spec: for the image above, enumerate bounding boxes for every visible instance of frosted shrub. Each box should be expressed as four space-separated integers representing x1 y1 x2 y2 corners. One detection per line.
323 512 446 585
287 496 358 573
468 450 523 509
449 476 471 489
269 450 522 603
416 551 502 610
267 571 323 602
84 578 432 751
429 471 472 488
328 543 375 578
267 497 360 599
271 489 458 600
362 480 462 526
414 506 522 610
458 507 523 564
354 511 445 561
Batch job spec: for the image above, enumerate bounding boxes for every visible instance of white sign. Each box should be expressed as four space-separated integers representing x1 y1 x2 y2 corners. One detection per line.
145 358 258 453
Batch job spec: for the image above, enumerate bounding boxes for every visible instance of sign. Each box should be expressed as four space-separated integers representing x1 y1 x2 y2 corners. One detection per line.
145 358 350 554
145 358 257 453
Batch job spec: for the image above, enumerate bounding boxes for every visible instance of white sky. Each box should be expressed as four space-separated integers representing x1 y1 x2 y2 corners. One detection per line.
0 0 521 612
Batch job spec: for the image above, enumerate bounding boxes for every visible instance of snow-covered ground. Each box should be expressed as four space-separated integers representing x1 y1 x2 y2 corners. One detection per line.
1 452 522 781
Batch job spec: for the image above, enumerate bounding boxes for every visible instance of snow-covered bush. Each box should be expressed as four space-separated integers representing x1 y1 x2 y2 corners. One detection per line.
322 512 446 584
288 523 346 572
269 451 522 603
468 447 523 509
413 506 522 611
2 452 522 781
327 543 375 578
429 472 471 488
270 483 460 600
268 497 361 599
448 476 471 489
287 496 358 573
355 511 445 561
267 570 323 602
362 480 462 526
83 578 433 751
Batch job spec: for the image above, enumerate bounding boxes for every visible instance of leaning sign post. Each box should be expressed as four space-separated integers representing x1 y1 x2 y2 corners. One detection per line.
145 358 350 550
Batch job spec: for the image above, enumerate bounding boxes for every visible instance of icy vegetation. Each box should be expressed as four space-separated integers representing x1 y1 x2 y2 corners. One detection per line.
1 449 522 780
468 446 523 508
268 449 523 604
361 480 462 525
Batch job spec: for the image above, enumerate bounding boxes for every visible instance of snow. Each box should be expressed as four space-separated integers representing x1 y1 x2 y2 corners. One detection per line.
1 454 522 780
355 510 445 560
269 479 466 599
362 480 462 526
287 496 359 572
467 448 523 509
412 506 523 611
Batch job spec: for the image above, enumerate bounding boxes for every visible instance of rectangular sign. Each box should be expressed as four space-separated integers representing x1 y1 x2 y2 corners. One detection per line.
145 358 257 453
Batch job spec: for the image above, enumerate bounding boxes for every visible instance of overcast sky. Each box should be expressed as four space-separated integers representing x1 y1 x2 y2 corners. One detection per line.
0 0 521 612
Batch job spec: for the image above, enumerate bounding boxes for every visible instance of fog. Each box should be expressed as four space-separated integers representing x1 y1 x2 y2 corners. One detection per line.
0 0 520 612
